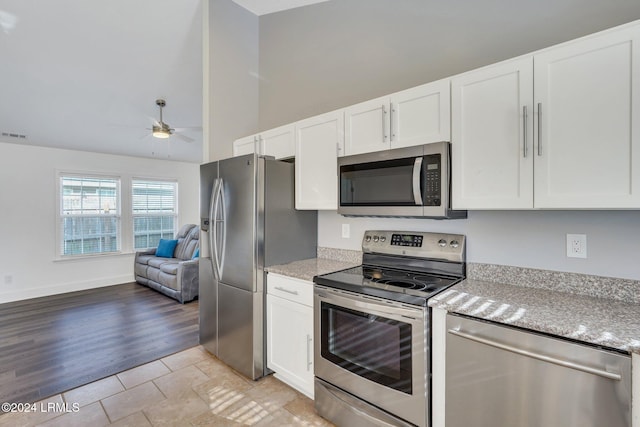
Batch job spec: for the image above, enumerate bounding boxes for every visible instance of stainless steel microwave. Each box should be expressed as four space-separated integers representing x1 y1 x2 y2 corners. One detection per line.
338 142 466 219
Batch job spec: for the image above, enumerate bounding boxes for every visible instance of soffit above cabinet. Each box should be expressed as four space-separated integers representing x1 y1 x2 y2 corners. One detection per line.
232 0 330 16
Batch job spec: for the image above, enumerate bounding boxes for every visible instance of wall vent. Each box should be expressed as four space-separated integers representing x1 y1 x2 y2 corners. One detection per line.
1 132 27 139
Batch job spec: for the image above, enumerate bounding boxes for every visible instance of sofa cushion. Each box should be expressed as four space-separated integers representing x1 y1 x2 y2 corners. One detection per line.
147 257 178 269
156 239 178 258
160 263 179 275
158 272 179 290
174 226 199 260
134 263 148 277
136 254 155 265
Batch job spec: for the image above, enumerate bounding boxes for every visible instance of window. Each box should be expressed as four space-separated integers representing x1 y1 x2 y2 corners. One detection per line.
132 180 178 249
60 175 120 256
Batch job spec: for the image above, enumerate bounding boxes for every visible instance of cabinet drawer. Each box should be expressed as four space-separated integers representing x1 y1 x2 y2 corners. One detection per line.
267 273 313 307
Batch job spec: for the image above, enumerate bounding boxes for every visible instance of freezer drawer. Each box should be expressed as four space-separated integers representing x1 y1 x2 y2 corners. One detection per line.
445 314 631 427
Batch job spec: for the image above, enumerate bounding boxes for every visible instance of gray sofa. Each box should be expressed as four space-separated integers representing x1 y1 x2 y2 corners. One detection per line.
134 224 200 303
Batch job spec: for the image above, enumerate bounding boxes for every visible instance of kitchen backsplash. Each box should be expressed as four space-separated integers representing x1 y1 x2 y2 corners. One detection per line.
468 263 640 304
317 247 362 264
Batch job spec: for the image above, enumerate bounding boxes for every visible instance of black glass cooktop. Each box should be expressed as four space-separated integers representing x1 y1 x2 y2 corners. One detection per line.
314 265 461 306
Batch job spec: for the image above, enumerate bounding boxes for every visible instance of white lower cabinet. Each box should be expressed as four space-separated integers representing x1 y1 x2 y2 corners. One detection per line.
266 273 314 398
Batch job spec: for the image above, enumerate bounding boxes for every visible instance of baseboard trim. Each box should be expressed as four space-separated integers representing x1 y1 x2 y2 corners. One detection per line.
0 274 134 304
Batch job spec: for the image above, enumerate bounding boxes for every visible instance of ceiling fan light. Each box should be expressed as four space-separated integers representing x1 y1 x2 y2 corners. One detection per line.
152 129 170 139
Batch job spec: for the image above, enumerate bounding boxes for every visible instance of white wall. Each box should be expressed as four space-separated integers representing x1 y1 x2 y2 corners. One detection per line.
207 0 259 161
0 142 199 303
255 2 640 281
319 211 640 280
258 0 640 130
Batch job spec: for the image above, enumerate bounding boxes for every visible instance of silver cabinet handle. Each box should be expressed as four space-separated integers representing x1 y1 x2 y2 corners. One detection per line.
448 329 622 381
382 104 388 142
537 102 542 156
257 135 263 155
523 106 528 158
390 102 396 142
306 334 313 371
412 157 423 205
274 286 298 295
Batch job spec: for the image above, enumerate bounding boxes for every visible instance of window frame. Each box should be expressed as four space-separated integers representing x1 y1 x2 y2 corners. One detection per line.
131 178 179 251
57 173 122 258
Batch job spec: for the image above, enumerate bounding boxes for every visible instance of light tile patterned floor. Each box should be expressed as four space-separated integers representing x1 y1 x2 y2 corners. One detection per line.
0 346 334 427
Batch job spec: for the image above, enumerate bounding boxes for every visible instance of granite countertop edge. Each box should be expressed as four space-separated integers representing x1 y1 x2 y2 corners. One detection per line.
265 258 359 282
429 278 640 355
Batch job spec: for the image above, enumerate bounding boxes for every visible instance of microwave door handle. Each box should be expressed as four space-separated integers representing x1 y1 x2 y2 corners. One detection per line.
412 157 423 205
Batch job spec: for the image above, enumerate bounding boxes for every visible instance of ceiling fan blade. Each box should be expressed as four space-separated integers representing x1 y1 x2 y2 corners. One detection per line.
172 132 195 143
174 126 202 131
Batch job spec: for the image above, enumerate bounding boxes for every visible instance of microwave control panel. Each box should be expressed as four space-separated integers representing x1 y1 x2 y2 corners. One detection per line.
424 153 441 206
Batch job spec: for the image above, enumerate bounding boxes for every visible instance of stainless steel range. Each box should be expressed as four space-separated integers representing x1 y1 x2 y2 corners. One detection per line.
313 230 466 427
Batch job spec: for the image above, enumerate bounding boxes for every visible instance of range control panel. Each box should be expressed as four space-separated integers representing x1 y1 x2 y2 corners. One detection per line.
362 230 465 262
390 233 423 247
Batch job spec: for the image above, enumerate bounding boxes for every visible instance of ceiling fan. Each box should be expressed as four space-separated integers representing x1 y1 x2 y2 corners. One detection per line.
148 98 197 143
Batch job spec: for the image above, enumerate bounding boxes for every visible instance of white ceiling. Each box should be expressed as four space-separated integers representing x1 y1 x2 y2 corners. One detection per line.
232 0 330 16
0 0 203 163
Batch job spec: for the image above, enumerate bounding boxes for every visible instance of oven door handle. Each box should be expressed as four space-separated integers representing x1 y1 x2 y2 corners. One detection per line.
412 157 423 205
315 290 423 321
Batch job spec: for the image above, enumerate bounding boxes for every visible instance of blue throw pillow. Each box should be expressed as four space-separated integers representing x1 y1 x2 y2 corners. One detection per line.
192 248 200 259
156 239 178 258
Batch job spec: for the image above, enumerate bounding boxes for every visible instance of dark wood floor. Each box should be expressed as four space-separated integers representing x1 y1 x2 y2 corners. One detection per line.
0 283 199 404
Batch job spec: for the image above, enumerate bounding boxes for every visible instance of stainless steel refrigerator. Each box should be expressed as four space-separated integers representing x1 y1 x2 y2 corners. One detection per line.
199 154 317 380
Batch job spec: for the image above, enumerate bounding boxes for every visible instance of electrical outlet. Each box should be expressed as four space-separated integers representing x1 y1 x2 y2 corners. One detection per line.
566 234 587 258
341 224 350 239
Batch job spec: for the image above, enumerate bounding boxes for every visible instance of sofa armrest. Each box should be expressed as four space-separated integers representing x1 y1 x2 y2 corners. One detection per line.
135 248 156 256
177 259 199 303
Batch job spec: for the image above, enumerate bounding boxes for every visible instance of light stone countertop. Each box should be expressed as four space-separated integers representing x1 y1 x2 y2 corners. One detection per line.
266 258 359 282
266 247 362 282
429 278 640 355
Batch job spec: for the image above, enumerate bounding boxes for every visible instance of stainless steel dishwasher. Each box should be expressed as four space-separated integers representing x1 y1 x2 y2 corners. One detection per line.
446 314 631 427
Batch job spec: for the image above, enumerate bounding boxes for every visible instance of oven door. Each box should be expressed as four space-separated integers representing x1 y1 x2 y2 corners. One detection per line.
314 285 428 427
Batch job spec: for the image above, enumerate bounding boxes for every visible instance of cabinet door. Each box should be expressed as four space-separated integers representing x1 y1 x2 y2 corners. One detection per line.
534 26 640 208
344 96 390 156
390 79 451 149
451 57 534 209
232 134 257 157
295 110 344 210
266 294 314 398
260 124 295 160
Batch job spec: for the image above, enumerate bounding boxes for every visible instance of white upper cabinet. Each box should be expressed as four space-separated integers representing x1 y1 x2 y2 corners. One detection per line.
232 134 258 157
232 124 295 160
452 22 640 209
452 57 534 209
295 110 344 210
259 124 295 160
343 79 451 156
391 79 451 150
344 95 389 156
534 26 640 208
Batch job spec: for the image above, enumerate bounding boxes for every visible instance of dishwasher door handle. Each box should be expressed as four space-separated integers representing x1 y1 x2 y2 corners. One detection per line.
448 328 622 381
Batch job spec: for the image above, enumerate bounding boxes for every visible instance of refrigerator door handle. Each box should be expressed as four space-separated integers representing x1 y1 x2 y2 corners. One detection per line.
210 178 222 279
218 178 226 277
